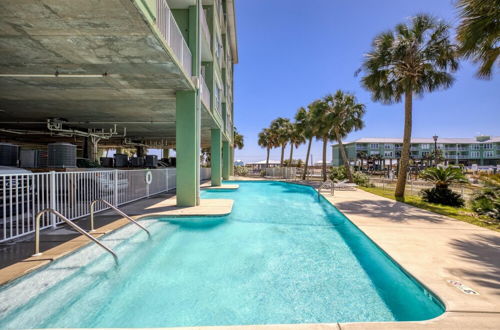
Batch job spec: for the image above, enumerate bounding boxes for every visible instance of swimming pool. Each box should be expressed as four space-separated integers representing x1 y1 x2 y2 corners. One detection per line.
0 181 444 328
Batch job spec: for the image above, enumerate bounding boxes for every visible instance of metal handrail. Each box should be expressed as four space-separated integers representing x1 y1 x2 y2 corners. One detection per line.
90 199 151 238
33 208 118 264
317 180 334 200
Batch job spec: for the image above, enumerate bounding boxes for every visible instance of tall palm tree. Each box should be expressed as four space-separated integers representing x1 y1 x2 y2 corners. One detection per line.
295 104 316 180
309 99 333 181
359 14 458 200
324 90 366 182
456 0 500 79
288 122 305 166
270 117 292 167
258 128 273 168
233 127 244 150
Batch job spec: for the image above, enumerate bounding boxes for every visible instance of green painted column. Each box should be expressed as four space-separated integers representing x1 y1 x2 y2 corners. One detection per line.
229 146 234 175
222 140 230 180
176 91 199 206
211 128 222 186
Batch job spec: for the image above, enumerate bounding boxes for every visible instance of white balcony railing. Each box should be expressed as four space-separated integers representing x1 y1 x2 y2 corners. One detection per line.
200 9 211 47
156 0 192 76
200 74 211 110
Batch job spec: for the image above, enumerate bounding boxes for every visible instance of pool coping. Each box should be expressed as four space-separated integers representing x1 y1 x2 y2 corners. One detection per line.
1 178 499 329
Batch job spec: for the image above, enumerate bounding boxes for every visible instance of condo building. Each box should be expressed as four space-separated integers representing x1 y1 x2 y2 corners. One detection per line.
0 0 237 206
332 136 500 167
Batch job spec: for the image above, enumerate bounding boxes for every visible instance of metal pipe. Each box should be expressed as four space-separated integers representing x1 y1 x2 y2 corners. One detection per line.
90 199 151 238
33 208 118 264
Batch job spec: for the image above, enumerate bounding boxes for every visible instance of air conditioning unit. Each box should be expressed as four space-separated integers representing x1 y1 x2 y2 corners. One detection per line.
0 143 19 166
145 155 158 168
48 143 77 168
20 149 41 168
114 154 129 167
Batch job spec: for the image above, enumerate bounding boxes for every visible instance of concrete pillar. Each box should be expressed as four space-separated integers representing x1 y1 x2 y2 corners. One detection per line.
162 148 169 159
229 145 234 175
211 128 222 186
89 138 99 162
176 91 200 206
83 137 90 159
222 140 230 180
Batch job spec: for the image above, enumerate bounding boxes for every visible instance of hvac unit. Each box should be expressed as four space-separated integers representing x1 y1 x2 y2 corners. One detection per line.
20 149 41 168
0 143 19 166
114 154 129 167
145 155 158 168
130 157 144 167
100 157 114 168
48 143 77 168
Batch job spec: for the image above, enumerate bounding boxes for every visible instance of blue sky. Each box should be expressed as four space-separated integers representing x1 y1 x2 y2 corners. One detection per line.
233 0 500 163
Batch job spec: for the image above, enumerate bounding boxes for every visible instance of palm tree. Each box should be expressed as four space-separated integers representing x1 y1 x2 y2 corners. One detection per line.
233 127 244 150
456 0 500 78
324 90 366 182
270 117 292 167
288 122 306 166
309 99 333 181
357 151 367 171
359 14 458 200
420 167 467 189
258 128 273 168
295 105 316 180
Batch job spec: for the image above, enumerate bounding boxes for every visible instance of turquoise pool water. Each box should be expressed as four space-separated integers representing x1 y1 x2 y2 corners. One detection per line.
0 181 443 328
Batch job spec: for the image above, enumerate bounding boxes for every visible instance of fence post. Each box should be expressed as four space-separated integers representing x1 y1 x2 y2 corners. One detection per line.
114 169 119 206
166 168 169 192
49 171 56 228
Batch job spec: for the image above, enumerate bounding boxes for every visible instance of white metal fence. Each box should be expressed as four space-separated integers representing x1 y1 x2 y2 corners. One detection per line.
0 168 210 243
156 0 192 76
265 167 297 180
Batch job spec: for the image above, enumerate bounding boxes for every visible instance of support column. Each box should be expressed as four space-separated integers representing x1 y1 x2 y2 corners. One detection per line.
222 140 230 180
176 91 200 206
229 145 234 175
211 129 222 186
162 148 169 159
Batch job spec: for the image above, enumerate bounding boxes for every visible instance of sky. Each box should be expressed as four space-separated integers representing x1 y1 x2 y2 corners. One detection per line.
232 0 500 164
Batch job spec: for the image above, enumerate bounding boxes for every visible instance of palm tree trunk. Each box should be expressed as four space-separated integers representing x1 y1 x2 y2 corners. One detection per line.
266 147 270 168
288 144 294 167
322 136 328 182
302 137 312 180
280 144 286 167
335 129 354 182
395 91 413 200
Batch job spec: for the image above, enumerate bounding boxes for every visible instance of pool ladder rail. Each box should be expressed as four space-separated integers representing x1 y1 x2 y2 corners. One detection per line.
33 208 119 264
89 199 151 238
317 180 335 200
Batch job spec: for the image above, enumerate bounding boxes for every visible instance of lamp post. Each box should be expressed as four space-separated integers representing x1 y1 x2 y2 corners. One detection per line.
433 135 438 167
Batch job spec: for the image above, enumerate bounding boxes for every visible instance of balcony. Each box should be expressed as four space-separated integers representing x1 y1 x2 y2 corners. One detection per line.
200 75 211 110
200 8 212 61
156 0 192 76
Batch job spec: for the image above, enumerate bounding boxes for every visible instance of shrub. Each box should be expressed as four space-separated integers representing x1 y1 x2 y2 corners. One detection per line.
420 187 465 207
329 166 373 187
470 187 500 221
260 170 266 177
234 166 248 176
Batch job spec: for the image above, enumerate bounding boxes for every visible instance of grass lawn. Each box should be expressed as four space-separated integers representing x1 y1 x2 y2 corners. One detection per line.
359 186 500 232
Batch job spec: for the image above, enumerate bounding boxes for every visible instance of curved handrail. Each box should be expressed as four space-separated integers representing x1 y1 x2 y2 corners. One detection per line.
317 180 335 200
90 199 151 238
33 208 118 264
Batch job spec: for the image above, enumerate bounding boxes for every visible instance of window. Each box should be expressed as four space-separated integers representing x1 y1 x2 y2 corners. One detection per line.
384 144 393 149
384 151 393 157
470 151 480 158
484 151 494 158
483 143 493 149
421 144 430 150
471 144 480 150
370 144 379 149
370 151 380 155
421 151 429 157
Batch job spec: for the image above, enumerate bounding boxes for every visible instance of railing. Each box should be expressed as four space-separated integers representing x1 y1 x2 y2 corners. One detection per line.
1 167 209 243
33 208 118 264
317 180 335 200
200 74 211 110
90 199 150 237
156 0 192 76
265 167 297 180
200 9 211 46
